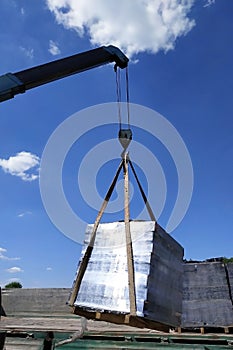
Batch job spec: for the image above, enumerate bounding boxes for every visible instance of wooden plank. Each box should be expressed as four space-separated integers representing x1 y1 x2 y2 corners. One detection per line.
96 312 101 320
177 327 182 334
4 338 42 349
123 155 136 316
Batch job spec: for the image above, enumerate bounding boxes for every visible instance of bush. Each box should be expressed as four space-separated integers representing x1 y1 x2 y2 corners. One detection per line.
222 257 233 264
4 282 22 289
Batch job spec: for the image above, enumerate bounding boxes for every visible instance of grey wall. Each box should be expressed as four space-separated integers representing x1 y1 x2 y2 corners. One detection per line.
182 262 233 327
2 288 71 316
2 262 233 328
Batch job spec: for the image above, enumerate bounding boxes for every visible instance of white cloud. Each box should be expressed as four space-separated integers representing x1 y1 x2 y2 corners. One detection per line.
49 40 61 55
6 267 24 273
21 7 25 15
46 0 195 57
17 211 32 218
46 267 53 271
0 151 40 182
0 248 20 261
203 0 215 7
20 46 34 59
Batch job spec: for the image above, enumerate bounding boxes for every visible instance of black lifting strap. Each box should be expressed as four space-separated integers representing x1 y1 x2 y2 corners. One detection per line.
129 159 156 222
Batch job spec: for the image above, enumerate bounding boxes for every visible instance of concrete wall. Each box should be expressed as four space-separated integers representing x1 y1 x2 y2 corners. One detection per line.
227 263 233 294
2 262 233 328
2 288 71 316
182 261 233 328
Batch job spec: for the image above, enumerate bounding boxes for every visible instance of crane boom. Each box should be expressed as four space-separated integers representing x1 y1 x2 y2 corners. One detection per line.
0 45 128 103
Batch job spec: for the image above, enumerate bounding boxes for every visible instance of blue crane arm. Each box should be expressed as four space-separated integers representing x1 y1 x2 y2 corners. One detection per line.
0 45 128 103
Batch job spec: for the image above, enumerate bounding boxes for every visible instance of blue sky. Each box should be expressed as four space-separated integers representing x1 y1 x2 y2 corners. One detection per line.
0 0 232 288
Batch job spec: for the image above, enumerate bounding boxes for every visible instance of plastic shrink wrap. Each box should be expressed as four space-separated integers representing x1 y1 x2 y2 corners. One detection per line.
71 221 184 328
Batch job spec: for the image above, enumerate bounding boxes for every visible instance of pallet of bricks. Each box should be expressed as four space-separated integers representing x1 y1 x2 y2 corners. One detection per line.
181 258 233 334
69 220 184 332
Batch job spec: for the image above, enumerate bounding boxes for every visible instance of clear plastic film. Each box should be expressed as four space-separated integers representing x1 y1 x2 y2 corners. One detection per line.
73 221 155 316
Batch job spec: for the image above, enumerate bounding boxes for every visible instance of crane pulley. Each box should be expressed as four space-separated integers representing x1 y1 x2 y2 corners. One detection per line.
115 66 133 152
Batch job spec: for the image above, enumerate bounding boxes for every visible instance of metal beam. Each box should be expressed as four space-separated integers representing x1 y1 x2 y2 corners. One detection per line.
0 45 128 102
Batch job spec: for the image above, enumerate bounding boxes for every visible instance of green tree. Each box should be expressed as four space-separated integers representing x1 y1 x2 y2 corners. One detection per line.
4 282 22 289
223 257 233 264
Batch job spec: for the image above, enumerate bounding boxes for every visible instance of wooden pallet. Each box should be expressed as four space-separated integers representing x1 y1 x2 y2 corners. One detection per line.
177 326 233 334
73 306 170 332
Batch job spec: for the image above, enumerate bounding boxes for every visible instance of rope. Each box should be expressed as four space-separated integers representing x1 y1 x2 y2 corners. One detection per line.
115 66 131 130
126 67 130 128
115 67 122 129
